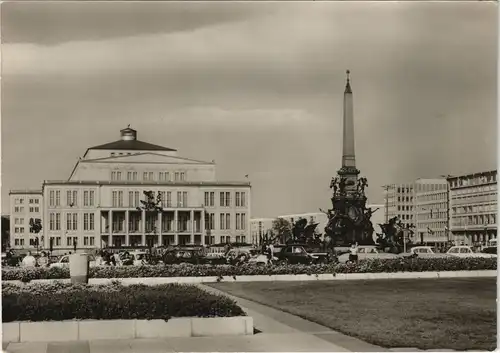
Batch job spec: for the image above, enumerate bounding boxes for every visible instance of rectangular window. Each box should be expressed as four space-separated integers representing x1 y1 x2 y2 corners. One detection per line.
29 198 34 204
159 192 166 206
84 213 89 231
149 172 154 181
29 207 34 212
55 237 61 246
56 191 61 206
220 192 225 207
143 172 148 181
118 191 124 207
111 171 117 181
210 192 214 207
166 192 172 207
241 192 246 207
89 237 95 246
166 172 170 181
49 191 55 207
225 192 231 207
220 213 225 230
89 213 95 231
159 172 164 181
175 172 180 181
67 190 72 206
183 192 188 207
19 199 24 204
84 191 89 206
127 172 132 181
177 192 182 207
55 213 61 230
235 192 241 207
135 191 140 207
236 214 241 230
84 237 89 246
67 237 72 246
73 191 77 206
128 192 134 207
112 191 118 207
89 191 95 206
241 213 246 230
204 192 209 207
180 172 185 181
50 213 55 230
66 213 72 231
226 213 230 229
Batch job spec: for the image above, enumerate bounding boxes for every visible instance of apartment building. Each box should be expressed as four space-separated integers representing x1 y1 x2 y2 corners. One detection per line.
383 183 415 228
250 218 274 245
9 190 43 249
11 127 251 253
414 178 449 246
447 170 497 246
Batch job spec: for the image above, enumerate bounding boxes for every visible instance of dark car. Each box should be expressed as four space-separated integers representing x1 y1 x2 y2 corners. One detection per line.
277 245 329 265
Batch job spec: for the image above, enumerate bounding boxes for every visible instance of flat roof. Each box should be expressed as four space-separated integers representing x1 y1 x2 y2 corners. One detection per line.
43 180 251 187
9 189 43 195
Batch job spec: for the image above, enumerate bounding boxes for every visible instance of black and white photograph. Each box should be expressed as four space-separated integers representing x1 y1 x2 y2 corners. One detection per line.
1 1 497 352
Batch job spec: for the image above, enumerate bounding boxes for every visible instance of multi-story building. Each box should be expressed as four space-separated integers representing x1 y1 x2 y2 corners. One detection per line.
414 178 449 246
250 218 274 245
447 170 497 246
9 190 43 250
11 127 251 253
383 183 415 228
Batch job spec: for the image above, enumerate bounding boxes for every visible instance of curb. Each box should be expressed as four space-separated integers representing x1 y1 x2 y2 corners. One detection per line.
2 317 253 343
3 270 497 286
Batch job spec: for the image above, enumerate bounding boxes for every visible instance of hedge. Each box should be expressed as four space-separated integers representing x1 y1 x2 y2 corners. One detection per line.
2 258 496 283
2 282 245 323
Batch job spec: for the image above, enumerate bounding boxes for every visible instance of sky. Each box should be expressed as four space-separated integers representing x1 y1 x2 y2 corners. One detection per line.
1 1 497 218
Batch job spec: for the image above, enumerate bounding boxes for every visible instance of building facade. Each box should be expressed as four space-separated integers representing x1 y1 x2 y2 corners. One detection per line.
383 183 415 228
250 218 274 245
11 127 251 253
447 170 497 246
414 178 449 246
9 190 43 250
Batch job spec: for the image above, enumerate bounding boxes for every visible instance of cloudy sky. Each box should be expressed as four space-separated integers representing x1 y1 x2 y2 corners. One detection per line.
1 1 497 218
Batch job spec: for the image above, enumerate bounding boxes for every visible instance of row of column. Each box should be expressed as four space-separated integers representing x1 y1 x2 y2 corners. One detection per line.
106 210 205 246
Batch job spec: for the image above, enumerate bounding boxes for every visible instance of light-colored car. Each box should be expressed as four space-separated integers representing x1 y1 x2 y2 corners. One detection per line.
338 246 399 263
446 246 497 258
49 254 97 268
399 246 451 259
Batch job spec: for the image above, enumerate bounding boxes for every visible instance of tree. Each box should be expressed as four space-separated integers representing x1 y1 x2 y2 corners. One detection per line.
137 191 163 249
29 218 43 253
271 218 292 244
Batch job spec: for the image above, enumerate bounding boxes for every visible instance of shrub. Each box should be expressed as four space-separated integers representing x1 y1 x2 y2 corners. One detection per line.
2 282 245 323
2 257 496 282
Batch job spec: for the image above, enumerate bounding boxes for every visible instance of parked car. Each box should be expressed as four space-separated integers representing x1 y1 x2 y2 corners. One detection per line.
338 246 399 263
276 245 329 265
49 253 97 268
399 246 451 259
446 246 497 258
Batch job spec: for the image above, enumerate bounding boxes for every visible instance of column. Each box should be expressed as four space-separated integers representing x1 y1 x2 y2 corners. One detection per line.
109 210 113 247
201 211 206 246
158 211 163 246
125 210 130 246
141 209 146 246
190 209 194 244
174 210 179 245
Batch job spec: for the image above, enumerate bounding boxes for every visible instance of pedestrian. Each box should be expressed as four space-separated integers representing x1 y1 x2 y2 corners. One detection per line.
348 243 359 264
38 252 49 268
22 251 37 267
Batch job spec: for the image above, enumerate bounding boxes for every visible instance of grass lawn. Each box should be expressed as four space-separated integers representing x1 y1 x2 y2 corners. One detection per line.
210 278 497 351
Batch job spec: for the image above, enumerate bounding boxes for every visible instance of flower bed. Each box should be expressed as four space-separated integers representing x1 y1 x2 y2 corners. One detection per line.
2 282 245 323
2 257 496 282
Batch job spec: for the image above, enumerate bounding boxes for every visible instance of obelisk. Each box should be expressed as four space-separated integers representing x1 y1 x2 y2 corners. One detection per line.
338 70 360 193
